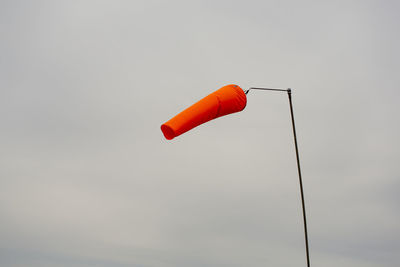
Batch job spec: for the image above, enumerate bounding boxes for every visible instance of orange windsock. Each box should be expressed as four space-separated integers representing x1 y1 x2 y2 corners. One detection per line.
161 84 247 140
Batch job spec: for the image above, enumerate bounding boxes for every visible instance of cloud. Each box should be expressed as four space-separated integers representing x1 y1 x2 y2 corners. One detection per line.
1 0 399 266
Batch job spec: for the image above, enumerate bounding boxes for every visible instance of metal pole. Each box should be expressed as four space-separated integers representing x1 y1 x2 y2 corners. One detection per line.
246 87 310 267
287 88 310 267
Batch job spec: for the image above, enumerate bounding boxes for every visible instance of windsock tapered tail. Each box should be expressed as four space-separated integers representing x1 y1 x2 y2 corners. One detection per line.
161 84 247 140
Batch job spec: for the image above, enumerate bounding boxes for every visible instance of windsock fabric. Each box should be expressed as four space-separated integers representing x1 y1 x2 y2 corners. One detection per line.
161 84 247 140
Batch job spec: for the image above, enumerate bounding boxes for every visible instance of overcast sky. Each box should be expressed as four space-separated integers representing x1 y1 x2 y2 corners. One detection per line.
1 0 399 266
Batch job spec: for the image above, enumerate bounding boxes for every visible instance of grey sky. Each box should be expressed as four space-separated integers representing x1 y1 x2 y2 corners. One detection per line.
1 0 399 266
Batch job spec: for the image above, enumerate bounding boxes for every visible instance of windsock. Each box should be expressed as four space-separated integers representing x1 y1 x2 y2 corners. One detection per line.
161 84 247 140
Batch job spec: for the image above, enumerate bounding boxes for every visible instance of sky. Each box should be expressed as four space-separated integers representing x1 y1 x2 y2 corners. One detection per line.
0 0 399 266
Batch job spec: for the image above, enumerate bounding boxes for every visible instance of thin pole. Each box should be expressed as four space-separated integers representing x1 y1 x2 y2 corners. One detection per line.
246 87 311 267
287 88 310 267
246 87 288 94
249 87 288 92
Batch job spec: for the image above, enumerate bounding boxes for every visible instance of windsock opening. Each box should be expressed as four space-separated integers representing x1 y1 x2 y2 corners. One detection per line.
161 84 247 140
160 124 175 140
